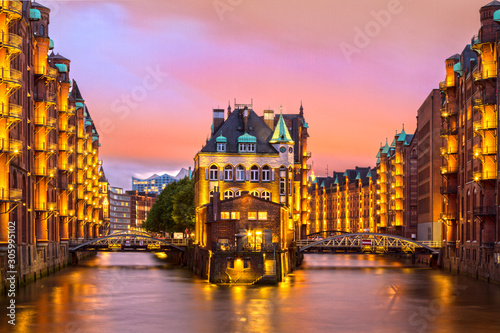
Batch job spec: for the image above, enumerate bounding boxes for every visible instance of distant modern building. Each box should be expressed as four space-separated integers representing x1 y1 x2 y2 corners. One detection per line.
132 168 191 194
109 187 132 233
126 190 158 229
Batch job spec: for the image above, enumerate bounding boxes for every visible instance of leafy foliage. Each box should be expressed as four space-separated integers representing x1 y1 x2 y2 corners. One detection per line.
143 177 194 233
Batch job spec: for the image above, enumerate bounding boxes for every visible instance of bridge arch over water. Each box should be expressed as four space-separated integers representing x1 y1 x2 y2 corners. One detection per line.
297 233 438 254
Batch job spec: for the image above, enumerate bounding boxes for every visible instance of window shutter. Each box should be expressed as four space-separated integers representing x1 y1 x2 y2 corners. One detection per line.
246 170 249 181
220 169 223 180
271 169 275 181
205 169 208 180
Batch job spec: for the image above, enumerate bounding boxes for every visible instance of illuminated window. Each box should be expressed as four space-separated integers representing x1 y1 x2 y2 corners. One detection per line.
261 191 271 201
250 190 260 197
224 165 233 181
236 165 245 181
209 165 218 180
221 212 230 219
279 178 285 195
262 165 271 181
248 212 257 220
258 212 267 220
231 212 240 219
250 166 259 181
235 190 241 197
223 190 234 200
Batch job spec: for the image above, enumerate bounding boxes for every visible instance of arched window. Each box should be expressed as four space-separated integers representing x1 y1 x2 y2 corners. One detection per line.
209 165 218 180
224 165 233 181
236 165 245 181
250 165 259 181
235 190 241 197
40 25 45 36
250 190 260 197
262 165 271 182
261 191 271 201
223 190 234 200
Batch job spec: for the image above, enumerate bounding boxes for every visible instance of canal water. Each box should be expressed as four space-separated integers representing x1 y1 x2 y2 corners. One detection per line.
2 252 500 333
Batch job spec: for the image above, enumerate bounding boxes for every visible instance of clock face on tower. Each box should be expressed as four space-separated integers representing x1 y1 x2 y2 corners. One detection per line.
280 146 286 153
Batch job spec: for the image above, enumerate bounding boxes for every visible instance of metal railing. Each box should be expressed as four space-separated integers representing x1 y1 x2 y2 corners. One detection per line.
440 166 458 174
0 103 22 119
473 206 496 216
33 167 57 177
440 186 457 195
3 1 22 18
0 138 22 153
34 141 57 152
473 120 497 132
0 67 21 86
33 91 56 104
440 146 458 155
0 31 22 52
34 202 57 211
0 188 22 201
473 170 496 181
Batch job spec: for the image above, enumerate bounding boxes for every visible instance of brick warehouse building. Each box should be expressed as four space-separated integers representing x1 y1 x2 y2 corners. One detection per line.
308 167 376 235
0 1 106 290
193 102 309 283
440 1 500 281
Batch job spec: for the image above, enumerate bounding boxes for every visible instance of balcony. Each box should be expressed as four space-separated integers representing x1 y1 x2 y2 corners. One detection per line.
440 127 458 137
58 106 76 115
440 212 457 220
34 141 57 153
473 170 496 181
441 166 458 175
440 146 458 156
34 66 58 80
0 67 21 87
0 102 21 122
473 120 496 132
474 145 497 157
59 163 75 172
34 116 57 129
303 152 312 159
33 91 56 104
33 167 57 178
440 186 457 195
0 138 22 154
0 188 22 202
2 1 22 20
439 81 447 91
34 202 57 212
58 122 75 133
473 206 496 216
0 31 22 55
59 209 75 217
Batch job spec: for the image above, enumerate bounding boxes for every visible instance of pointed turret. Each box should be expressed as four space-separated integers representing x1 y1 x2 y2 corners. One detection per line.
397 124 407 142
269 113 294 144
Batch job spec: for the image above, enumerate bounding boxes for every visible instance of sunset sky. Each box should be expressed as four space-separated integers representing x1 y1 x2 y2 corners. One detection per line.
39 0 489 189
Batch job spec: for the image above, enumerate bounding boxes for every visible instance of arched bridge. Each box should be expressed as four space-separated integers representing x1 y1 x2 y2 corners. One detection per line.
297 233 439 254
306 230 349 239
69 231 187 252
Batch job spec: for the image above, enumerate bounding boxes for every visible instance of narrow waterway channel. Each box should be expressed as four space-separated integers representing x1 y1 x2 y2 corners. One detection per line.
1 252 500 332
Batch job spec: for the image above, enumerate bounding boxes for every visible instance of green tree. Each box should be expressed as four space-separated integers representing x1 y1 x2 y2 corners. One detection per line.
143 177 194 234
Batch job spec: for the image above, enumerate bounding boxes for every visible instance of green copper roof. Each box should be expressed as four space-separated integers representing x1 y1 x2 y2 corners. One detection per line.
215 133 227 143
238 133 257 143
390 138 396 147
303 121 309 129
376 150 381 158
377 158 380 164
453 62 463 77
75 102 84 109
381 142 390 154
270 113 294 144
495 9 500 22
29 8 41 20
320 181 325 188
49 39 54 50
366 169 373 178
54 63 67 72
333 176 339 185
355 172 361 180
85 120 92 127
397 126 407 142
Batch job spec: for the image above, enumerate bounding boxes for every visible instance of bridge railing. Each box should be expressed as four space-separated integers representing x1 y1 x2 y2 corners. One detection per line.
416 240 442 248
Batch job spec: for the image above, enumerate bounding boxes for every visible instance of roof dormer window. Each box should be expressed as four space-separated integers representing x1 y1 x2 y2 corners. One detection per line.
237 133 257 153
216 133 227 152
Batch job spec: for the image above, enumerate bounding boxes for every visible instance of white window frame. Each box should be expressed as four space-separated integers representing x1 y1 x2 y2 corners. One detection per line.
217 142 226 152
224 165 233 181
209 165 218 180
236 165 245 181
250 190 260 197
250 166 259 181
262 166 271 182
223 190 234 200
261 191 271 201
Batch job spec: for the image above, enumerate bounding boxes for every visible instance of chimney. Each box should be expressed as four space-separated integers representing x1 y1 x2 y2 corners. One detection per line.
264 110 274 130
212 109 225 135
243 106 249 133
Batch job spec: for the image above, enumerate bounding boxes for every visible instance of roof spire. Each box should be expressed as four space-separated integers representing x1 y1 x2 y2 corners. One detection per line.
300 101 303 115
270 111 294 144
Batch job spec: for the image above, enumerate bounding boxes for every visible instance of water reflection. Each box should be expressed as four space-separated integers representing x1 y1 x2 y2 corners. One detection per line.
1 253 499 332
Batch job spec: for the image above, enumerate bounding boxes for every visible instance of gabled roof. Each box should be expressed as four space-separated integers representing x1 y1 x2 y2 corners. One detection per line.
99 166 108 183
201 108 277 154
397 126 406 142
381 142 390 154
482 1 500 8
269 113 294 144
71 80 84 102
32 2 50 10
49 52 70 61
